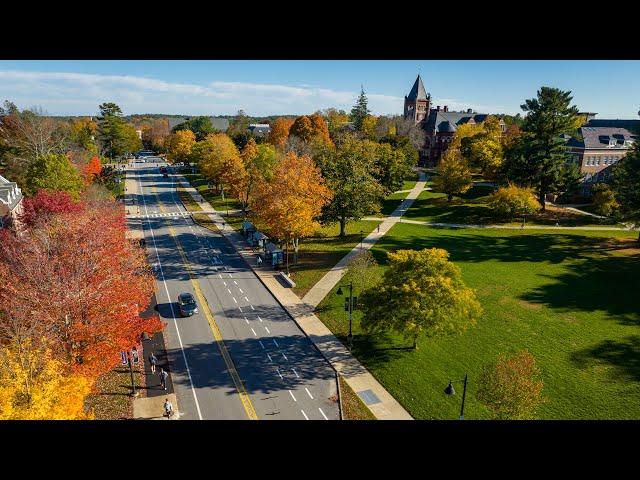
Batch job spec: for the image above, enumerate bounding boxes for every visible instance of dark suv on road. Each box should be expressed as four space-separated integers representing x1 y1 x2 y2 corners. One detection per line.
178 293 198 317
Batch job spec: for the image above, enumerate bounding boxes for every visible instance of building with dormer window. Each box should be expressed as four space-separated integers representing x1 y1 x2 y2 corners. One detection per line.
0 174 24 230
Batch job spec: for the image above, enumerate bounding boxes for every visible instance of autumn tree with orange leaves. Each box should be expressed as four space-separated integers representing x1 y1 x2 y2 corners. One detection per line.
83 155 102 185
267 117 294 150
0 199 163 381
251 152 332 265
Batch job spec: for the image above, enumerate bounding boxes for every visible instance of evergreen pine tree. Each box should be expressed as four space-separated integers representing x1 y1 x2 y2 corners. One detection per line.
350 86 370 132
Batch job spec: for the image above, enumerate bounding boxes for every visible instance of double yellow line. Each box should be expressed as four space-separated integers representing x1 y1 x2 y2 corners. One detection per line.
152 186 258 420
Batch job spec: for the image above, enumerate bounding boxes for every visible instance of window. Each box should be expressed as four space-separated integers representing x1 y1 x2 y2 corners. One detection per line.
595 157 601 165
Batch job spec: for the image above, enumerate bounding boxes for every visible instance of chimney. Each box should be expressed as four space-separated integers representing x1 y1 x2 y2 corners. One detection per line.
443 106 448 112
436 106 441 112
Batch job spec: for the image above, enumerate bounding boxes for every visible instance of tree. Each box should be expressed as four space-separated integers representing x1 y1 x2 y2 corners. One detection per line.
350 87 370 132
19 189 84 228
590 183 619 217
97 102 142 159
165 129 196 164
361 115 377 140
611 142 640 240
462 116 504 179
512 87 580 210
172 116 213 141
193 133 242 193
236 140 279 214
0 338 94 420
347 249 378 294
360 248 482 349
227 110 252 149
324 108 349 141
308 113 332 145
488 184 541 221
433 150 473 201
289 116 315 142
25 153 85 200
315 135 385 237
0 199 163 380
69 117 99 156
476 350 545 420
251 152 332 264
142 118 170 151
83 156 103 185
267 117 294 150
374 142 414 193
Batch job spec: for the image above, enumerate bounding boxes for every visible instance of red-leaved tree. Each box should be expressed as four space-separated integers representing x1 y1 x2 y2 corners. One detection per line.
0 199 163 379
83 156 102 185
19 189 85 228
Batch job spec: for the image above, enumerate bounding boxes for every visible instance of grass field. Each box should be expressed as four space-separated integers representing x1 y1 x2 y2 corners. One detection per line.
84 366 144 419
289 220 381 296
315 222 640 419
404 185 623 228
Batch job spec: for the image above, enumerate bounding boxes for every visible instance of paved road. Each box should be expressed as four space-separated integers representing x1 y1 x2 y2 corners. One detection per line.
127 159 339 420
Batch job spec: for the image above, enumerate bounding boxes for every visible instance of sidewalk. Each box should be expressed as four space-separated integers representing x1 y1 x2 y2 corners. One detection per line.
176 175 413 420
301 169 428 309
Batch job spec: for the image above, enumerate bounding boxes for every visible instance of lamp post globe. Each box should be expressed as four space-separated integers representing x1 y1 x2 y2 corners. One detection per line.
444 381 455 396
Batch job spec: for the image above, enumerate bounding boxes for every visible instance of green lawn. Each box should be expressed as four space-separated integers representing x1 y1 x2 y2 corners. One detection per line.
404 185 623 228
289 220 381 297
181 172 244 230
316 222 640 419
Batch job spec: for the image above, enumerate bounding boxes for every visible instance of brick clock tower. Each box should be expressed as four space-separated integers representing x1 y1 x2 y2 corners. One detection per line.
404 75 431 123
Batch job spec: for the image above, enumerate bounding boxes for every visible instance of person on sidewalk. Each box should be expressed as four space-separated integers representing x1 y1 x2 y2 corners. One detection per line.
164 398 173 419
149 353 158 374
257 256 263 267
159 368 168 390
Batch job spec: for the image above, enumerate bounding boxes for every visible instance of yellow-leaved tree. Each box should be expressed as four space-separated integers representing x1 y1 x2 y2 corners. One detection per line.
251 152 332 265
488 184 541 221
165 129 196 164
192 133 242 194
433 149 473 201
0 339 94 420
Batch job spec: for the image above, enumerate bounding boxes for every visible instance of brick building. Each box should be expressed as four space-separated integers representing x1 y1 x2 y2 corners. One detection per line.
403 75 505 166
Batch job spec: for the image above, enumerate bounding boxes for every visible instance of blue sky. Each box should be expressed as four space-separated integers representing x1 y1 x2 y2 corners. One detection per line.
0 60 638 118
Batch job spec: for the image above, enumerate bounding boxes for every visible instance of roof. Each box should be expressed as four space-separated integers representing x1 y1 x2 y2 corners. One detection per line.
0 175 23 213
586 119 640 133
580 126 636 149
248 124 271 135
406 75 428 101
423 111 492 134
167 116 230 132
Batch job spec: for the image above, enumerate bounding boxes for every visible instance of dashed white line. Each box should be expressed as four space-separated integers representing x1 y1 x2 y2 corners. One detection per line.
251 328 257 337
276 368 283 380
258 341 265 349
288 390 297 402
301 410 309 420
305 388 314 399
272 339 279 347
233 297 238 304
266 353 273 362
239 288 244 294
250 305 255 310
264 326 271 334
258 316 263 322
281 352 288 361
318 408 328 420
227 288 232 295
223 281 227 286
228 273 233 278
233 280 238 285
218 274 223 279
244 296 250 302
244 317 249 324
292 368 299 378
238 306 243 312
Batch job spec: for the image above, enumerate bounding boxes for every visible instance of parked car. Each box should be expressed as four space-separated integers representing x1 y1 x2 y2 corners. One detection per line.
178 293 198 317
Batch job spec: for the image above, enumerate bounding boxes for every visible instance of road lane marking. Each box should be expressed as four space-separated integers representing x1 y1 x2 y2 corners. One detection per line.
251 328 257 337
244 316 249 324
276 368 283 380
288 390 297 402
150 186 258 420
264 326 271 334
281 352 288 361
301 410 309 420
258 316 263 322
272 339 279 347
250 305 255 310
228 273 233 278
258 341 265 349
319 408 328 420
233 297 238 304
292 368 299 378
239 288 244 294
227 288 232 295
238 306 243 312
266 353 273 362
305 388 314 399
233 281 238 285
244 296 250 302
223 281 227 286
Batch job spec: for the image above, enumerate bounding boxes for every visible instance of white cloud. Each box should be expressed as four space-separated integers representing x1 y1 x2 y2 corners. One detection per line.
0 69 511 117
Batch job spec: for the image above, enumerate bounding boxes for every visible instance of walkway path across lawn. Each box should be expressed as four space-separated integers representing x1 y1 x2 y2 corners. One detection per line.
301 170 428 309
361 216 634 232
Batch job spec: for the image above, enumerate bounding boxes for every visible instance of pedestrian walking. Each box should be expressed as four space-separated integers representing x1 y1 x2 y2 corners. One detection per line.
163 398 173 419
257 256 263 267
159 368 169 390
149 353 158 374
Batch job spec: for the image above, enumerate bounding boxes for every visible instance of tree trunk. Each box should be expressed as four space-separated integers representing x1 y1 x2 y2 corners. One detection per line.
293 237 299 264
539 189 546 212
447 193 453 202
339 216 346 238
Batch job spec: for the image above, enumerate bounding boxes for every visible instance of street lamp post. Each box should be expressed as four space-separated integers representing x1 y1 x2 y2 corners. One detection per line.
127 348 138 397
444 373 468 420
359 230 364 249
336 282 354 349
